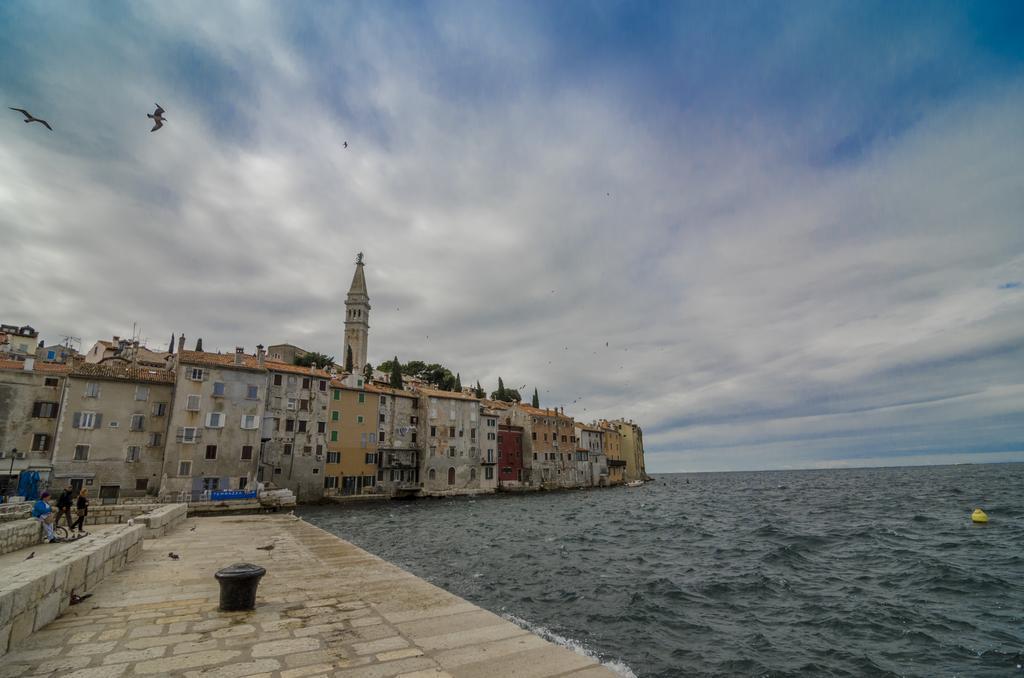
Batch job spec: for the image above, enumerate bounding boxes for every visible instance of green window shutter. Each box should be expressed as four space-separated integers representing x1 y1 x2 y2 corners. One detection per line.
333 390 340 401
331 411 339 421
331 431 338 442
358 393 365 403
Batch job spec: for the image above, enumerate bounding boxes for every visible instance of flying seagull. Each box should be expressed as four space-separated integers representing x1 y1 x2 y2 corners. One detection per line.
256 543 275 551
9 108 52 131
148 103 166 132
343 141 348 149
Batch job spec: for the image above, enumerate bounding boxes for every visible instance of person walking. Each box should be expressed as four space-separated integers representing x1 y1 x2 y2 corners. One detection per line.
71 488 89 535
32 491 57 543
55 485 74 528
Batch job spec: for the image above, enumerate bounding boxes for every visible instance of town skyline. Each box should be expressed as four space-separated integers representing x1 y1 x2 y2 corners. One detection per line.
2 2 1022 473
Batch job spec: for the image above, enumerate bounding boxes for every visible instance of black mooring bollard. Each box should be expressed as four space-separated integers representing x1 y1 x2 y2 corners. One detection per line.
214 563 266 612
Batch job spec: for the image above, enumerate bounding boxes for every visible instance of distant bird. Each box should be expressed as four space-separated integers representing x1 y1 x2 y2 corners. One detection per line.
519 384 526 390
148 103 166 132
343 141 348 149
127 518 134 526
70 592 92 606
168 552 180 560
25 551 35 560
256 543 275 551
9 108 52 131
605 342 609 347
190 525 197 532
606 193 610 196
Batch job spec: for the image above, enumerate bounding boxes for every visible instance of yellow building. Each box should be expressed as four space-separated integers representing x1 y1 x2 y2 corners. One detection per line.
325 378 379 495
598 421 625 485
614 419 646 482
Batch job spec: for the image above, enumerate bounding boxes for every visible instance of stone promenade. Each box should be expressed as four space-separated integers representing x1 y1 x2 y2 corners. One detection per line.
1 514 618 677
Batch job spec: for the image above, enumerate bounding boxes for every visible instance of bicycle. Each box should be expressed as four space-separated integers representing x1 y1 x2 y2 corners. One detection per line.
53 525 89 541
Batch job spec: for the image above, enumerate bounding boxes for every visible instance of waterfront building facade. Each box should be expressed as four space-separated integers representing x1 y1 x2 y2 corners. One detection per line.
614 419 647 482
160 346 266 498
261 358 331 502
509 404 576 489
368 384 421 497
0 359 67 492
325 380 379 495
417 387 488 495
497 422 526 488
599 421 625 485
53 361 174 501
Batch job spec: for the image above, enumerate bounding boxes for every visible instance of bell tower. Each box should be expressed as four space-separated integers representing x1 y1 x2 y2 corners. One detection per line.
342 252 370 373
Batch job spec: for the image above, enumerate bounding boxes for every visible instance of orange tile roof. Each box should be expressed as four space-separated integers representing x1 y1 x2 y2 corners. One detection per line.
69 361 175 385
414 386 481 402
263 359 332 378
514 403 573 419
0 359 69 374
177 350 266 371
575 423 603 433
365 383 417 398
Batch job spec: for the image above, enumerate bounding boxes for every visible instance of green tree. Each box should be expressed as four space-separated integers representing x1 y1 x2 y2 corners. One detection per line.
194 337 203 351
345 346 353 373
363 362 373 381
390 356 403 388
475 380 485 399
403 360 427 375
532 388 539 408
455 373 462 392
295 352 334 369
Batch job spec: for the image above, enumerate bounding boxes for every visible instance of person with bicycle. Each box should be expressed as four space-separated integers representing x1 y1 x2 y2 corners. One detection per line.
55 485 74 529
32 491 58 543
71 488 90 535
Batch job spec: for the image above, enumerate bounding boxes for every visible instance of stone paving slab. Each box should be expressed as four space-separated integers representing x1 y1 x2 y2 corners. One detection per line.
3 515 620 677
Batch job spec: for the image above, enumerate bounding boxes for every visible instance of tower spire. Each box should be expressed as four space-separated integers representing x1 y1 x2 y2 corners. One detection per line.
342 253 370 374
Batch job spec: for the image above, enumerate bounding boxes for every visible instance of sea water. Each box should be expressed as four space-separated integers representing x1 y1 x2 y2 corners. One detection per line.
300 463 1024 677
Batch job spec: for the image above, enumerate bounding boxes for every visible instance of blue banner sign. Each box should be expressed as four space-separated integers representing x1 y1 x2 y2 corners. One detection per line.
210 490 257 501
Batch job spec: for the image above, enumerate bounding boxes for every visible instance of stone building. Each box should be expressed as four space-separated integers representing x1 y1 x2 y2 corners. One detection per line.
261 360 332 502
598 421 625 485
341 253 370 373
0 359 67 493
367 384 421 497
417 387 488 496
52 361 174 502
266 344 309 365
0 324 38 359
613 419 647 482
325 379 379 495
160 344 267 498
576 423 607 487
479 407 500 492
508 404 576 489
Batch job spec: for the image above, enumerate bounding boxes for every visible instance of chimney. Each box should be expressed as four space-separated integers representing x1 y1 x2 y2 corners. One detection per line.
234 347 244 366
23 357 35 372
113 336 120 343
178 335 186 353
256 344 265 368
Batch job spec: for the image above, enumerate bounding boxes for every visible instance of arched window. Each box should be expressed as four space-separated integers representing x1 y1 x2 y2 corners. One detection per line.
470 468 477 481
428 469 436 481
447 467 455 485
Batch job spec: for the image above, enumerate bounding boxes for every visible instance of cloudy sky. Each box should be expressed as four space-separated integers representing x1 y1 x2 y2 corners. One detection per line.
2 1 1022 472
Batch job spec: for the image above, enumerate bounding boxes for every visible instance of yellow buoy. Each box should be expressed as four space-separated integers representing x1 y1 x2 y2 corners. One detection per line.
971 508 988 523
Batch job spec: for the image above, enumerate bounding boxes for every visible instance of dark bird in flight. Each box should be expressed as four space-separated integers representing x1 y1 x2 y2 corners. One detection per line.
343 141 348 149
148 103 166 132
25 551 35 560
190 525 197 532
168 552 180 560
256 543 275 551
9 108 52 130
605 342 609 347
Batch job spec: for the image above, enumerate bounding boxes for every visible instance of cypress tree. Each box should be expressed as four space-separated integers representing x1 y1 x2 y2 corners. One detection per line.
532 388 539 408
168 334 175 354
345 346 353 373
475 381 485 399
390 356 403 388
363 362 373 381
195 337 203 351
497 377 506 401
455 373 462 392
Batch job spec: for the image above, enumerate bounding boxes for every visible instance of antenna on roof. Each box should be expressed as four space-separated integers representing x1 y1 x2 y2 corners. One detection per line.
61 335 81 352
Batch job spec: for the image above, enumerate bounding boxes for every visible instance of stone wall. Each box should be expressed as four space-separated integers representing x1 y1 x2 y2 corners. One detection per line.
0 519 43 556
0 502 31 524
0 523 145 655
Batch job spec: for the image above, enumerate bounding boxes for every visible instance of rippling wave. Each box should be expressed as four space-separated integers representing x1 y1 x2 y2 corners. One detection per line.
300 463 1024 677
